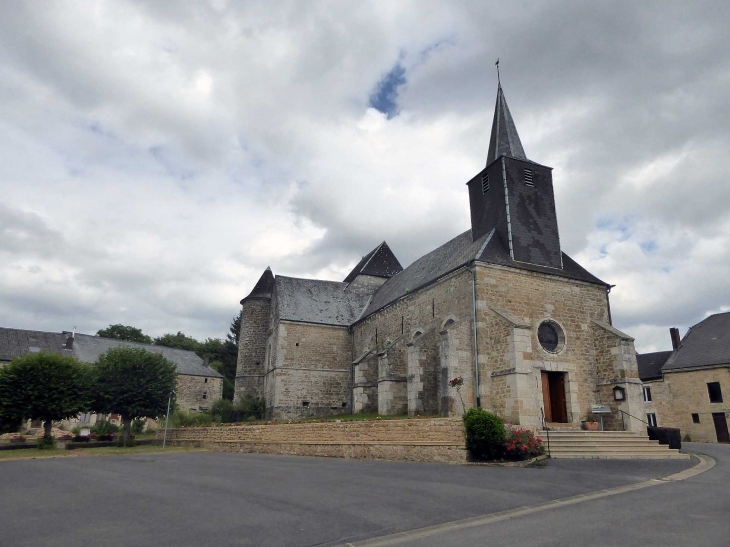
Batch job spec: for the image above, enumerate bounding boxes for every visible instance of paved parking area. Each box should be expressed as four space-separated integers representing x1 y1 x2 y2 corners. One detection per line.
0 452 695 547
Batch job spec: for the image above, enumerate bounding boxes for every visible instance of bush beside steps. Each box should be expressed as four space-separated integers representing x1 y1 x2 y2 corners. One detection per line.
463 408 545 462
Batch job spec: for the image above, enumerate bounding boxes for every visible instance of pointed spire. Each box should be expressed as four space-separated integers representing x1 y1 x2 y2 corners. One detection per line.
241 267 275 304
486 84 527 165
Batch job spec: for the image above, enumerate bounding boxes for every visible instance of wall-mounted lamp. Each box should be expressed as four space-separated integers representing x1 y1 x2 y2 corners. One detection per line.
613 386 626 401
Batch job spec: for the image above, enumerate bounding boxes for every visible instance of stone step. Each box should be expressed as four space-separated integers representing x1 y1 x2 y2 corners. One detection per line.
539 429 686 459
548 445 675 453
548 452 689 460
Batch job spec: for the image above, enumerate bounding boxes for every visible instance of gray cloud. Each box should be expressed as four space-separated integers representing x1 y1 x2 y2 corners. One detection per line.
0 1 728 352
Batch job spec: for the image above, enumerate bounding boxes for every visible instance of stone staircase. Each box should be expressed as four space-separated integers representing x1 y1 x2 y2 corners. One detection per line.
540 430 689 459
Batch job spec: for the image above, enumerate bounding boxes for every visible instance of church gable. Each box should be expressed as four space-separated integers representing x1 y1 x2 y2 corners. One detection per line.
343 241 403 284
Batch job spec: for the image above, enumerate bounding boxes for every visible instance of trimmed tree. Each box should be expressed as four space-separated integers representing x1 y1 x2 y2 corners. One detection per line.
93 347 177 445
0 352 92 439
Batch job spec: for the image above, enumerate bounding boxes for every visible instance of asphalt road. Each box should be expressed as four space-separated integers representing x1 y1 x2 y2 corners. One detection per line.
0 449 703 547
354 442 729 547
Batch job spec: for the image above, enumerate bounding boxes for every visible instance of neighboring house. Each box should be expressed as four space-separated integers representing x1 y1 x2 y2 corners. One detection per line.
235 83 645 430
71 334 223 412
638 314 730 443
0 327 223 413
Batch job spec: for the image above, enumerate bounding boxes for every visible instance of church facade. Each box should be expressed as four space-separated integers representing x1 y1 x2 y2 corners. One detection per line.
235 84 645 431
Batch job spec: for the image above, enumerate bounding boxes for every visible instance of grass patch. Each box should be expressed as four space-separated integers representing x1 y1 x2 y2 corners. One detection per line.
227 412 437 425
0 444 203 461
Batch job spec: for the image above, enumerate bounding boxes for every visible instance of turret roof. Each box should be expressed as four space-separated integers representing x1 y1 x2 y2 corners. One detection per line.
241 267 275 304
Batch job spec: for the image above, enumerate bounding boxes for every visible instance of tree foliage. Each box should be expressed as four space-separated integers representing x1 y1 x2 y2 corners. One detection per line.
227 311 242 345
153 331 200 352
92 347 177 444
155 330 238 401
0 353 92 437
97 324 153 344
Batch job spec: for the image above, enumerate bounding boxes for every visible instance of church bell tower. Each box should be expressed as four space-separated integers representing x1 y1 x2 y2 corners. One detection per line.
467 84 563 270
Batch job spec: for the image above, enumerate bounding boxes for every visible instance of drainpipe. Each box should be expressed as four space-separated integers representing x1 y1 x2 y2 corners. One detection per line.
606 285 616 325
471 266 481 408
350 327 355 413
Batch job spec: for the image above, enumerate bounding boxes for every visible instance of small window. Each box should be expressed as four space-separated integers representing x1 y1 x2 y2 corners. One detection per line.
202 392 207 400
481 173 490 193
642 386 652 402
342 402 347 408
646 413 657 427
524 168 534 187
692 413 700 424
302 401 310 407
204 378 208 384
708 382 723 403
295 342 300 347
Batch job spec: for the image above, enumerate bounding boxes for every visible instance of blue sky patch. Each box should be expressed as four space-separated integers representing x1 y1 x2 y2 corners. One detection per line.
369 63 406 118
640 240 657 253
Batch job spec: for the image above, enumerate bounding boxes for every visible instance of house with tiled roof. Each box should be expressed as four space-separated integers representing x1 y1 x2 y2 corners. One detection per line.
638 314 730 443
235 83 645 431
0 327 223 412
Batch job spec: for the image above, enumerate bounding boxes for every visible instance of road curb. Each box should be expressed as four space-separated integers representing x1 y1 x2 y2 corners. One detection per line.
339 453 716 547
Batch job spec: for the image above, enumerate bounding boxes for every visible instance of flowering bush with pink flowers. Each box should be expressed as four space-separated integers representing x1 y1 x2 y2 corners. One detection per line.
503 425 544 460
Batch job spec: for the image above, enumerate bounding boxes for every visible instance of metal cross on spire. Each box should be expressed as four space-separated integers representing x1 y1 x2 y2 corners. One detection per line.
495 58 500 85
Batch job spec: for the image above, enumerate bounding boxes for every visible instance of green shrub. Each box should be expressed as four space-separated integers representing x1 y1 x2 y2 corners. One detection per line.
463 408 505 460
132 419 145 434
210 399 235 423
168 409 213 428
93 421 120 435
37 435 56 450
235 395 265 420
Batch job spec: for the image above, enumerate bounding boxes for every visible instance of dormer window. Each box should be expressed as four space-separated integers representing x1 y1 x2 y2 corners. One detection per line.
524 169 534 187
481 173 490 194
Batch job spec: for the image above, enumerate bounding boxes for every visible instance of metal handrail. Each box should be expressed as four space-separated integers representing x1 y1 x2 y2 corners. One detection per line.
617 409 650 431
540 407 551 458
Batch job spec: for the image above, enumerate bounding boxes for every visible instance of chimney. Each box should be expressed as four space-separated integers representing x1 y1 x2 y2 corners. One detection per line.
203 357 209 367
670 327 681 350
64 326 77 350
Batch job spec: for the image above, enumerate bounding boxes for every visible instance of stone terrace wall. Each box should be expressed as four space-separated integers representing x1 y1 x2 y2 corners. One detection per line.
159 418 467 464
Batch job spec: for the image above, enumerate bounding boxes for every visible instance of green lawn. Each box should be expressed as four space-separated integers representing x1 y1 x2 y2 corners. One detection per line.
229 412 438 425
0 444 203 461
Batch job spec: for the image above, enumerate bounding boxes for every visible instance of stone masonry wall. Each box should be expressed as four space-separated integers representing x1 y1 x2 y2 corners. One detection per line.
352 268 475 417
158 418 467 464
649 367 730 443
176 375 223 412
234 298 271 402
474 263 634 430
266 321 352 419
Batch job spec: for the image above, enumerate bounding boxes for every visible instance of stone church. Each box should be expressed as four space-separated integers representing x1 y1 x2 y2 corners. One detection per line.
235 84 645 431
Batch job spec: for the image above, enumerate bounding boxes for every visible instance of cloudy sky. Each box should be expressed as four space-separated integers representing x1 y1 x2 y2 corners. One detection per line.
1 1 728 351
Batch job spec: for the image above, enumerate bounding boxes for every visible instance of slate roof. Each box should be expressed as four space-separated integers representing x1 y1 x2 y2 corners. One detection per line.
663 313 730 372
71 334 222 378
486 84 527 165
241 267 275 303
356 228 608 321
0 327 74 362
343 242 403 284
637 351 673 381
275 276 371 327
